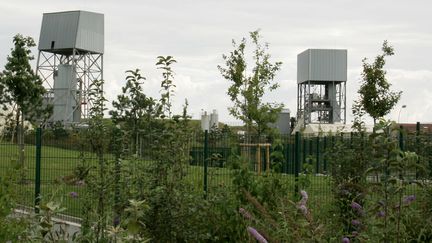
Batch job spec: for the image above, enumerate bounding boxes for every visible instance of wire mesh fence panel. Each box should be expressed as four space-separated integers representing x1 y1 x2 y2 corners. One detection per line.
3 126 432 221
187 132 205 192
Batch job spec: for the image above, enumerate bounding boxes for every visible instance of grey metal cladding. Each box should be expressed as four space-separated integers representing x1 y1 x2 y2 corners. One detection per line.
75 11 104 54
38 10 104 54
38 11 79 51
297 49 310 84
297 49 347 83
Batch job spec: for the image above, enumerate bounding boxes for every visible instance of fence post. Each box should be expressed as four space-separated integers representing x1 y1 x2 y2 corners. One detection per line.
284 141 289 174
309 138 313 165
303 137 306 164
323 136 327 172
291 139 295 174
416 122 420 179
203 130 209 198
399 125 404 151
294 132 300 198
316 136 320 174
34 127 42 213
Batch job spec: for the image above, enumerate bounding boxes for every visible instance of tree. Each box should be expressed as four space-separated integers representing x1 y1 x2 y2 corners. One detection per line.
156 56 177 119
218 30 283 136
358 40 401 124
110 69 160 156
0 34 52 168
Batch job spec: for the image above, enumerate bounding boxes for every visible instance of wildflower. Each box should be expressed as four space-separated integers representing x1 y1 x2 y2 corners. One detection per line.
351 231 358 237
300 190 308 201
351 202 362 210
247 226 268 243
113 217 120 226
75 180 86 186
298 204 308 216
300 190 308 206
403 195 416 205
351 202 363 215
69 191 78 198
239 208 253 221
377 211 385 217
342 237 350 243
351 219 361 227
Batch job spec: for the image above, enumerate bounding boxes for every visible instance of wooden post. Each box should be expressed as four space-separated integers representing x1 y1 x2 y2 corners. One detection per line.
257 144 261 175
266 144 270 173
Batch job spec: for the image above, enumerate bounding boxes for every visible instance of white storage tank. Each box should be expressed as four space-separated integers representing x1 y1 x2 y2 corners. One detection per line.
210 109 219 130
201 111 210 131
52 65 79 123
270 109 291 135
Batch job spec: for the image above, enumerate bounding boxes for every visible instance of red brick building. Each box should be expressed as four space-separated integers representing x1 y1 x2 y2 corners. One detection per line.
399 123 432 134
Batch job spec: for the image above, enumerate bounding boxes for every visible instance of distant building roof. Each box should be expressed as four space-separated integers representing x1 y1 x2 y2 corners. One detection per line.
299 123 374 135
399 123 432 134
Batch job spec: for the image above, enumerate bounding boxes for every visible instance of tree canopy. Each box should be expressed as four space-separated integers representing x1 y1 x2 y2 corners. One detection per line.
218 30 283 136
0 34 52 125
358 40 401 123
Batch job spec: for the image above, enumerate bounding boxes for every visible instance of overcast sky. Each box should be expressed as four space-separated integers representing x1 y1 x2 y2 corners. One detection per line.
1 0 431 124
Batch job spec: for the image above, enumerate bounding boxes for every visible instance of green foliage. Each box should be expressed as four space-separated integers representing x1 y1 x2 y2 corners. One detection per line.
0 165 29 242
270 139 284 173
358 40 401 123
0 34 53 181
326 132 369 237
361 120 424 242
218 30 283 136
298 161 313 191
110 69 160 155
51 121 69 139
156 56 177 119
143 63 196 240
79 79 114 242
0 34 52 124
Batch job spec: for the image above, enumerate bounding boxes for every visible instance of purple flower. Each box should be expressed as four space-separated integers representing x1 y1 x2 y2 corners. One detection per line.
298 204 308 216
377 211 385 217
300 190 308 201
69 191 78 198
351 219 361 227
351 202 362 210
299 190 308 206
342 237 350 243
247 226 268 243
403 195 416 205
239 208 253 221
351 202 363 215
113 217 120 226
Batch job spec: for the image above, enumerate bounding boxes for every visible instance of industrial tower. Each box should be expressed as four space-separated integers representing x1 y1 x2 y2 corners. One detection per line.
36 10 104 125
297 49 347 126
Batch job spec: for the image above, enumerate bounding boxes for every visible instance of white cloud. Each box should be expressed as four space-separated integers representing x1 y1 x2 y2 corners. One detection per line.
0 0 431 124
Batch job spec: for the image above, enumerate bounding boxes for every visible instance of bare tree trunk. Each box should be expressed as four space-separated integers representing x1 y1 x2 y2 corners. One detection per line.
12 108 20 144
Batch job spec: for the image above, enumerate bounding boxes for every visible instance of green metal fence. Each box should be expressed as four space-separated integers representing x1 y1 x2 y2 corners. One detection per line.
1 125 431 221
